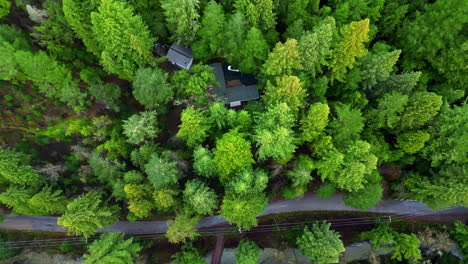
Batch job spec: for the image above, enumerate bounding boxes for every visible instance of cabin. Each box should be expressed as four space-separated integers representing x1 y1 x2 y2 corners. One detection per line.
166 43 193 70
209 63 260 107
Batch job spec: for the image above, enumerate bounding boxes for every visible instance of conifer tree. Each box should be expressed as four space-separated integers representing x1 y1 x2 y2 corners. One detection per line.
330 18 370 82
263 39 302 77
223 12 247 66
300 103 330 143
235 239 260 264
57 191 119 238
166 213 200 243
234 0 276 31
398 92 442 130
265 75 306 112
238 27 269 74
299 17 336 77
83 232 141 264
0 148 41 186
91 0 154 80
183 180 217 215
161 0 200 45
192 0 225 62
360 43 401 89
177 107 211 147
122 111 160 145
133 67 173 111
144 153 179 191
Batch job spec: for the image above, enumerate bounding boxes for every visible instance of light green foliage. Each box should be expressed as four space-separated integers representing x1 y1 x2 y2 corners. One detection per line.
123 170 144 184
399 92 442 130
330 19 369 82
367 92 408 129
361 224 396 250
424 104 468 167
392 233 422 261
144 153 179 191
172 243 206 264
161 0 200 45
0 148 41 185
396 131 430 154
133 67 173 111
234 0 276 31
208 102 235 130
62 0 100 56
238 27 269 74
172 65 217 97
177 107 211 147
57 191 119 238
316 183 336 199
254 103 297 164
223 12 247 66
130 143 160 169
28 185 68 215
287 155 314 188
235 239 260 264
451 221 468 257
300 103 330 142
255 126 296 164
220 193 267 230
193 145 216 178
299 17 336 77
234 110 253 133
313 141 378 192
183 180 217 215
213 129 254 181
265 75 306 112
83 232 141 264
124 183 154 218
91 0 154 80
166 213 200 244
296 221 345 264
0 186 36 215
263 39 302 77
283 185 308 200
192 0 225 62
88 82 121 112
405 167 468 209
360 43 401 89
122 111 160 145
0 0 10 18
153 188 179 211
343 183 383 210
330 104 364 147
225 169 268 196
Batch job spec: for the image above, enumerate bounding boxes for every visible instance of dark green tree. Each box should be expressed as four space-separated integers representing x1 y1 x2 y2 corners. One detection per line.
343 182 383 210
193 145 216 178
171 243 206 264
161 0 200 45
223 12 247 66
192 0 225 62
172 64 217 97
238 27 269 74
235 239 260 264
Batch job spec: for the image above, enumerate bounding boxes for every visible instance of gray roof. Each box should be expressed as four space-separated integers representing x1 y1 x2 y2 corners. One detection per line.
209 63 259 104
167 43 193 69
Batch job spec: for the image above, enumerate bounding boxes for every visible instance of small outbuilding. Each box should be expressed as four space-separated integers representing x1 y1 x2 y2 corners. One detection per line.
209 63 260 107
166 43 193 70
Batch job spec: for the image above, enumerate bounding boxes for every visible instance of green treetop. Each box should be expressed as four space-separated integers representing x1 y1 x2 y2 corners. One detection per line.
91 0 154 80
0 148 41 186
83 232 141 264
263 39 303 77
238 27 269 74
192 0 225 62
234 0 276 31
213 129 254 181
300 103 330 143
297 221 345 264
177 107 211 147
144 153 179 191
235 239 260 264
161 0 200 45
133 67 174 111
330 18 369 82
360 43 401 89
57 191 119 238
122 111 160 145
220 193 267 230
183 179 217 215
398 91 442 130
265 75 307 112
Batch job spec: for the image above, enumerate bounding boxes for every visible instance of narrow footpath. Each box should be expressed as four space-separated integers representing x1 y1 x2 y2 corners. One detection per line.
0 193 466 235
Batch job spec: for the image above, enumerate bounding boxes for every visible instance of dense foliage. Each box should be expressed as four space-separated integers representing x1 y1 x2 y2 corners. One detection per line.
0 0 466 258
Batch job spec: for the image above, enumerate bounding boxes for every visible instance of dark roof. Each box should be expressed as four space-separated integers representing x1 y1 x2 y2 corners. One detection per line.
167 43 193 69
209 63 259 104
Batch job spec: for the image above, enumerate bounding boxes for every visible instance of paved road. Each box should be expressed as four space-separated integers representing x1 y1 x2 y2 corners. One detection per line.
0 193 466 235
